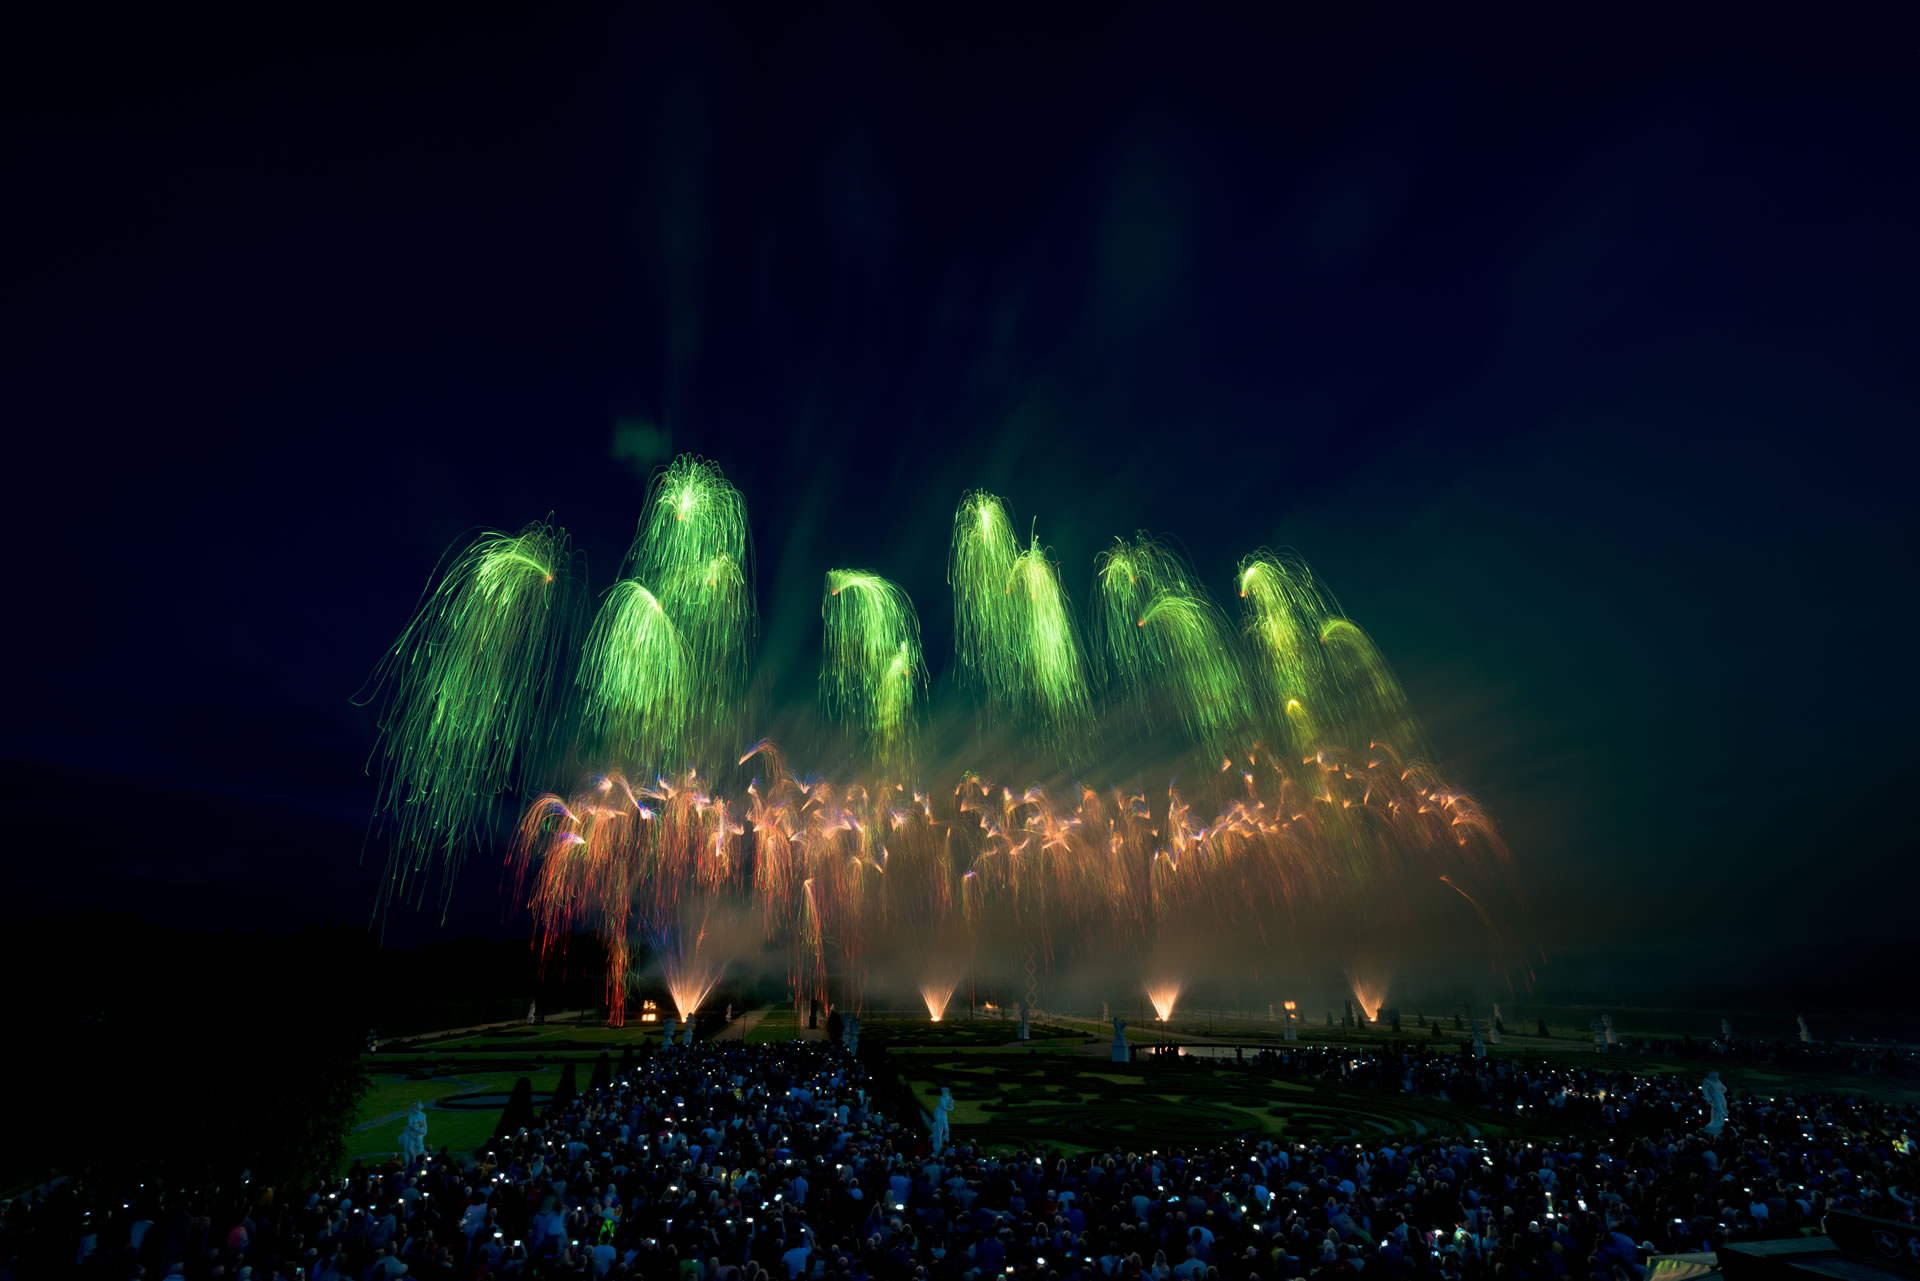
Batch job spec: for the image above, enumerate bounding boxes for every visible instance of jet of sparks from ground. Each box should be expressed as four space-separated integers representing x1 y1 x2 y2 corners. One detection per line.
920 979 959 1022
1345 971 1389 1022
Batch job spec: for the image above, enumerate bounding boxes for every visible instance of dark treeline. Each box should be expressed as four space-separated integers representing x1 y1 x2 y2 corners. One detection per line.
0 920 611 1193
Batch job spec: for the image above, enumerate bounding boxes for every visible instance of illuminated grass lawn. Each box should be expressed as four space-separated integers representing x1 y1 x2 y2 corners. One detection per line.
895 1052 1504 1155
349 1066 566 1162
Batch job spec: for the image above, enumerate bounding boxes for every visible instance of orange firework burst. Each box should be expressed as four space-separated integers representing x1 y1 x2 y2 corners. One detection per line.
506 736 1514 1027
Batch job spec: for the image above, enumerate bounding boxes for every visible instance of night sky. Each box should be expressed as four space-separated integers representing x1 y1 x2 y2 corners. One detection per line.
6 7 1913 1003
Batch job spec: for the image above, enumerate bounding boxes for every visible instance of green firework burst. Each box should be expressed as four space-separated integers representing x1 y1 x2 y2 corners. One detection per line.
359 520 584 909
1094 535 1254 756
1236 550 1337 751
581 456 757 769
948 490 1090 753
629 455 755 712
578 579 690 764
821 570 926 770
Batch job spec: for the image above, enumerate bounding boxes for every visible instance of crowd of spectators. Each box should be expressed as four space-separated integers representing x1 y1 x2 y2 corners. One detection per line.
5 1033 1914 1281
1244 1039 1919 1133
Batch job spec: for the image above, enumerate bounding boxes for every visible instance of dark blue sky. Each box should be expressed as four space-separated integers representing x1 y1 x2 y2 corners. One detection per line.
5 5 1912 995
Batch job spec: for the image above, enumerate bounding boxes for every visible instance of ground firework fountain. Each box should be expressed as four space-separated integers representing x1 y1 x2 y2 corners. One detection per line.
920 979 959 1022
665 956 721 1024
1346 973 1389 1023
1146 981 1182 1022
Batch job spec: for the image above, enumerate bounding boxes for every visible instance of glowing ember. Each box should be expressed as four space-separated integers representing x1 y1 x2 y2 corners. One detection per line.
1146 981 1181 1022
1345 972 1388 1023
920 979 958 1022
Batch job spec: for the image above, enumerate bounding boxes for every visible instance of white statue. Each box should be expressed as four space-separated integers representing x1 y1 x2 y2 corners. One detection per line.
526 1001 537 1025
1110 1016 1130 1063
682 1018 694 1047
1017 1000 1031 1042
1590 1016 1606 1051
1797 1014 1812 1043
1469 1018 1488 1059
664 1015 677 1044
928 1087 954 1155
399 1101 429 1165
1100 1001 1110 1023
1489 1010 1502 1045
1701 1070 1728 1135
1267 1003 1275 1023
1603 1012 1616 1046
